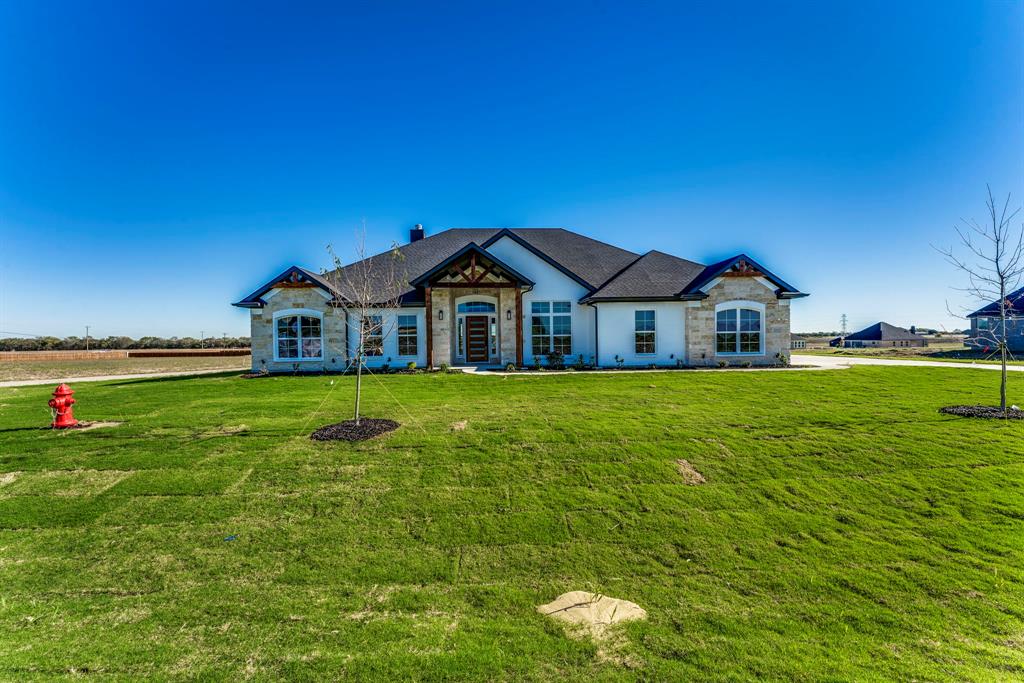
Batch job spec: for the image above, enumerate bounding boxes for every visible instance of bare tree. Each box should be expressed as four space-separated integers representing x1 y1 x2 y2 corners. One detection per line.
324 228 407 425
936 186 1024 414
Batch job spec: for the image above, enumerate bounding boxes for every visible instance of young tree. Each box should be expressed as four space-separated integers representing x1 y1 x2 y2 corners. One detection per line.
324 230 408 425
937 186 1024 414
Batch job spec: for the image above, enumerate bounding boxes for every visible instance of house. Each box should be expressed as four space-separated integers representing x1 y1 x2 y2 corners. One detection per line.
234 226 807 371
966 286 1024 352
829 322 926 348
790 336 808 350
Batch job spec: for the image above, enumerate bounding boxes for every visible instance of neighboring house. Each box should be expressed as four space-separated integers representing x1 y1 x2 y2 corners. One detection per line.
829 322 926 348
234 226 807 371
790 336 808 350
966 286 1024 352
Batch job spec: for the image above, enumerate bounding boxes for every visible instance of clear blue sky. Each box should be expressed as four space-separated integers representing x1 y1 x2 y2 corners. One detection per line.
1 1 1021 338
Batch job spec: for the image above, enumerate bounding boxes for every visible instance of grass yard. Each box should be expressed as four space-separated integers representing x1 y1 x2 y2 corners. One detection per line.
0 355 252 382
797 344 1024 366
1 368 1023 680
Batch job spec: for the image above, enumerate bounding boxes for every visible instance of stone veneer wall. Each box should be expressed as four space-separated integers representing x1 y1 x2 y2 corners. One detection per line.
249 287 346 373
684 277 791 366
430 288 452 367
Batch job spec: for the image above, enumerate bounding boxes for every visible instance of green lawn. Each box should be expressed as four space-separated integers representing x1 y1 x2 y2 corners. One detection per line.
1 368 1023 680
797 347 1024 366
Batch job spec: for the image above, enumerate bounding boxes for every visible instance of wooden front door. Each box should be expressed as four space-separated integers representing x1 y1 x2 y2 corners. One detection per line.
465 315 490 362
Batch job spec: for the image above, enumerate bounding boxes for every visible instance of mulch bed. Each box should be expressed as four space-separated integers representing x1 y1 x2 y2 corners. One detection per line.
310 418 400 442
939 405 1024 420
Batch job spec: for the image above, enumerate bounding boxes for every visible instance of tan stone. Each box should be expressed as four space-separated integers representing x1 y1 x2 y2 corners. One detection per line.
537 591 647 640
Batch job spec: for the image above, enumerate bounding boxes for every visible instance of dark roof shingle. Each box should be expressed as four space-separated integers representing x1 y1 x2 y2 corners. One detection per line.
582 251 706 301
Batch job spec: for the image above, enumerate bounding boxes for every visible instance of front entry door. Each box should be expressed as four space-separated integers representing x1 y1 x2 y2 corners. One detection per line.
465 315 489 362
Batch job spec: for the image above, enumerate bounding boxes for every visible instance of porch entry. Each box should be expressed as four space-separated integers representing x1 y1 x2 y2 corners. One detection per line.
455 299 499 364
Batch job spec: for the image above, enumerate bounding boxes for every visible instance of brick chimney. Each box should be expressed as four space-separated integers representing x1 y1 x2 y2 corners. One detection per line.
410 224 425 243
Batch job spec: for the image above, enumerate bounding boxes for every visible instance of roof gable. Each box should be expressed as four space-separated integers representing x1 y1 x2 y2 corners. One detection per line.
968 285 1024 318
409 243 535 287
684 254 806 298
232 266 337 308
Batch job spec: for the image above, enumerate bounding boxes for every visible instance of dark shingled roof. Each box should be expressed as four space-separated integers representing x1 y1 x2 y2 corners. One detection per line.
844 322 924 342
968 286 1024 318
235 227 808 307
582 251 706 301
326 228 640 301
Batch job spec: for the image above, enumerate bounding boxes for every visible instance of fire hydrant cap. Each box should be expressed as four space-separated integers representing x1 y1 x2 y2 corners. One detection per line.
52 383 75 397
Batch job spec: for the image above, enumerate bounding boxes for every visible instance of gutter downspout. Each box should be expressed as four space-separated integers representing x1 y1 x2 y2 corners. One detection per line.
587 302 599 368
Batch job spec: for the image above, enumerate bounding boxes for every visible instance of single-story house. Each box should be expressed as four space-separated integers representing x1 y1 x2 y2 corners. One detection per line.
790 336 808 350
966 286 1024 352
234 226 807 371
829 322 926 348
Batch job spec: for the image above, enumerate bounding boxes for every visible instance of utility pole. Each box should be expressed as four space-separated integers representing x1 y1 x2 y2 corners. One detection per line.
85 325 90 351
839 314 848 348
200 331 205 349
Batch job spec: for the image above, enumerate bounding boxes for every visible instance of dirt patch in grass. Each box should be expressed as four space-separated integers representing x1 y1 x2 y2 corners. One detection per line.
676 459 706 484
450 420 468 431
0 471 20 486
310 418 400 442
51 421 123 432
939 406 1024 420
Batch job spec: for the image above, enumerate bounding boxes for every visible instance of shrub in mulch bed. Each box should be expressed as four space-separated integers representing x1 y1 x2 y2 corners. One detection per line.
310 418 400 441
939 405 1024 420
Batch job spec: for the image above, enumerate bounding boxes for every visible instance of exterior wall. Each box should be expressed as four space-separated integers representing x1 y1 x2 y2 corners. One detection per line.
345 307 428 369
249 286 346 373
249 287 429 371
593 302 688 367
968 316 1024 352
485 236 594 365
685 277 790 366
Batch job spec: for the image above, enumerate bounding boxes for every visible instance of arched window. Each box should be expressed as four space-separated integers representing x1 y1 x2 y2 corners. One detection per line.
716 305 762 354
274 310 323 361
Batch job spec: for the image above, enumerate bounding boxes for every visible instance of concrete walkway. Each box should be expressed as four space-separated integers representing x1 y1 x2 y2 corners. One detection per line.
792 354 1024 372
0 368 241 389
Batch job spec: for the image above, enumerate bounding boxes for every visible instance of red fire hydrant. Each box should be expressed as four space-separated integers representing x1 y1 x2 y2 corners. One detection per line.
48 383 79 429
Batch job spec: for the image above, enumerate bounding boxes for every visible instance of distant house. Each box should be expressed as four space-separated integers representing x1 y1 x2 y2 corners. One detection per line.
829 322 927 348
966 286 1024 352
790 336 807 349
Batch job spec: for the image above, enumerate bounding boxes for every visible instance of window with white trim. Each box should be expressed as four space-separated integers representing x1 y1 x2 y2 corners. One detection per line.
634 310 655 354
361 315 383 356
716 307 762 354
275 314 323 360
531 301 571 356
397 315 418 356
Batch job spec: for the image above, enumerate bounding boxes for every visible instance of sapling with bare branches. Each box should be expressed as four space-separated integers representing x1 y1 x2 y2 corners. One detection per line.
935 186 1024 414
324 229 408 425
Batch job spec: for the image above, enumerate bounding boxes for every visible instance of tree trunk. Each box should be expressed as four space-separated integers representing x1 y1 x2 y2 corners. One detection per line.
354 354 363 426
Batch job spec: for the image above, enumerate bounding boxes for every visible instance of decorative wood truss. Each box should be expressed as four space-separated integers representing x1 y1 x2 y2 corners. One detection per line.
411 244 535 289
722 259 765 278
435 251 517 286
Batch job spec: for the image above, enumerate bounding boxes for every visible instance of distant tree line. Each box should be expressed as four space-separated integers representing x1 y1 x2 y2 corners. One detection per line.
0 336 251 352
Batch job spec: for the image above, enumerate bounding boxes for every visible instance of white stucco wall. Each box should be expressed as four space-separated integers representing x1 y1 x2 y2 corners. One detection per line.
593 301 689 367
485 236 595 365
345 307 428 369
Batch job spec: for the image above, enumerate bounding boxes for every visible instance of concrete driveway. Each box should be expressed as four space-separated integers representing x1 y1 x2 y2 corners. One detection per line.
793 354 1024 372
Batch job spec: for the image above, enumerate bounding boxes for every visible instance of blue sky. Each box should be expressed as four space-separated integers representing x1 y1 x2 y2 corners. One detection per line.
1 0 1021 338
